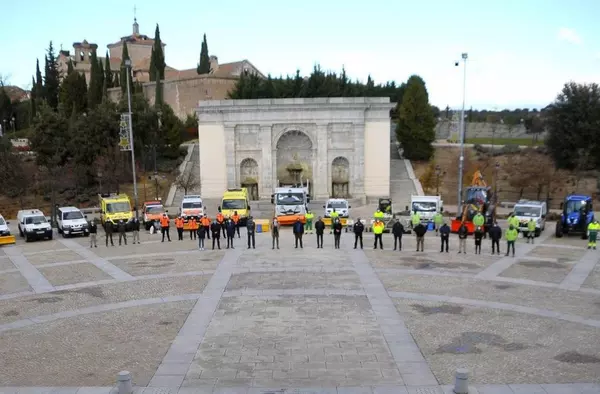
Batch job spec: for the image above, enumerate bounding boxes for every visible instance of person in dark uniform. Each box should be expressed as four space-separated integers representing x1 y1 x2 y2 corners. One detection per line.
474 226 484 254
293 218 304 248
353 219 364 249
332 218 343 249
226 219 236 249
488 222 502 255
210 219 221 250
439 222 450 253
197 219 206 250
118 220 127 245
246 216 256 249
314 216 325 248
392 219 404 251
104 220 114 247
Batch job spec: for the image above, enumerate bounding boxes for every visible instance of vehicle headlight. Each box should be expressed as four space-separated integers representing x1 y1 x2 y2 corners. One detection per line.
63 224 71 229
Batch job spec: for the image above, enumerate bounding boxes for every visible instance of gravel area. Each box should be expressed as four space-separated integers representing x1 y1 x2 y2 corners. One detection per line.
38 263 113 286
499 259 576 284
111 251 222 276
25 250 83 266
225 271 362 291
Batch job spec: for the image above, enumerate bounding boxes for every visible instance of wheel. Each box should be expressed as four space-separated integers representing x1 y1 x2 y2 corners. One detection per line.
84 233 89 237
61 229 67 238
581 232 588 240
25 235 30 243
58 227 63 234
535 229 541 237
48 234 53 240
555 222 563 238
19 227 23 237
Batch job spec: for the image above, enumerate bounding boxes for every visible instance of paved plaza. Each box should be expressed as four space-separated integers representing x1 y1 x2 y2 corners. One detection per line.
0 224 599 394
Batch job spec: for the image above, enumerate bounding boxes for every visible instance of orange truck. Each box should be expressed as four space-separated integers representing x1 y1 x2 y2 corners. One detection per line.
142 200 166 231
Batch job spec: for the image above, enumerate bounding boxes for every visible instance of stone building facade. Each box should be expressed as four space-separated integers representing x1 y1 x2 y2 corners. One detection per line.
196 98 393 201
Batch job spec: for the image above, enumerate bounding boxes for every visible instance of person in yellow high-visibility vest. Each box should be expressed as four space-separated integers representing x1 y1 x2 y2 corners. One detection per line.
305 211 314 234
587 219 599 250
526 218 537 244
374 209 384 220
411 211 421 229
373 219 384 249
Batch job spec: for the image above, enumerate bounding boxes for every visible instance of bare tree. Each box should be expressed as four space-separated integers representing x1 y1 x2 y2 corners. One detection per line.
174 167 200 195
0 147 32 208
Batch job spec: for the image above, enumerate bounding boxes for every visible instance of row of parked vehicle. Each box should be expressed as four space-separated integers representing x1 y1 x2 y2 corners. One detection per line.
11 207 91 243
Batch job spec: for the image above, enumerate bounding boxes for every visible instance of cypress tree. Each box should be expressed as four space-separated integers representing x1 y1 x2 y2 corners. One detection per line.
98 58 105 99
104 52 113 89
35 59 43 100
149 24 166 81
114 71 120 88
120 44 133 96
43 41 60 110
67 60 74 75
155 70 163 106
395 75 436 161
196 34 210 74
30 76 37 120
88 50 102 108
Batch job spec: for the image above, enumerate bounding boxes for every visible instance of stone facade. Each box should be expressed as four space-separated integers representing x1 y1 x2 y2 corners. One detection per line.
196 98 394 200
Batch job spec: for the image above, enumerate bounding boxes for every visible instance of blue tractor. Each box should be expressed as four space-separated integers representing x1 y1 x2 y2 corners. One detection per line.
555 194 594 239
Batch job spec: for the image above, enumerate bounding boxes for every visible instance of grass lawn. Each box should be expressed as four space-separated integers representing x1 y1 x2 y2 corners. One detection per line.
463 137 544 146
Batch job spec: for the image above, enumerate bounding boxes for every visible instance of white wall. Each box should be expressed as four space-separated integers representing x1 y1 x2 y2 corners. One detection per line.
198 124 227 198
364 121 390 198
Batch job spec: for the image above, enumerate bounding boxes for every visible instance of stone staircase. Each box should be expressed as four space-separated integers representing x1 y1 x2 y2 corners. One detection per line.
170 143 200 209
389 125 418 210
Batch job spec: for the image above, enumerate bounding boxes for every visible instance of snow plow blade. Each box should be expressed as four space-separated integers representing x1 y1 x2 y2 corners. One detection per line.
0 235 16 246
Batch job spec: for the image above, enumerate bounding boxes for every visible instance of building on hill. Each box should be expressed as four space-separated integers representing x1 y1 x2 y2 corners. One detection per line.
58 17 265 118
2 86 30 102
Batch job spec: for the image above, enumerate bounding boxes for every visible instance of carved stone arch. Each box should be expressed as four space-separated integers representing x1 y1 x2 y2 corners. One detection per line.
275 130 314 186
240 158 259 200
331 156 350 198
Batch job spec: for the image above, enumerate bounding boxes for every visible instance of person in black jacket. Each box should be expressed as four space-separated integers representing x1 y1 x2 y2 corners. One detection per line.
210 220 221 250
89 219 98 248
293 218 304 248
353 219 364 249
474 226 484 254
132 217 141 244
392 219 404 251
226 219 236 249
246 217 256 249
488 222 502 255
196 220 206 250
439 222 450 252
332 218 343 249
413 222 427 252
314 216 325 248
458 223 468 253
104 220 114 247
118 220 127 246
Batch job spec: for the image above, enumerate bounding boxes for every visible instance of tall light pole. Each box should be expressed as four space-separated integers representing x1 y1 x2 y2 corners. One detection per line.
124 59 139 219
456 52 468 210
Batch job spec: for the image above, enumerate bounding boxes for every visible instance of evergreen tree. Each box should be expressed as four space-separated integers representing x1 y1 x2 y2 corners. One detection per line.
35 59 43 100
88 50 102 108
43 42 61 110
59 67 88 116
30 76 37 120
395 75 436 161
196 34 210 74
67 60 74 75
114 72 120 88
155 70 163 106
98 58 105 99
149 24 166 81
104 52 113 89
120 44 133 96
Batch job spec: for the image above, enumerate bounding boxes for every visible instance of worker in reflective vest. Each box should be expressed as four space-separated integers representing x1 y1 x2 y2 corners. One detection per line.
201 215 211 239
160 214 171 242
175 216 184 241
231 211 241 238
189 217 198 240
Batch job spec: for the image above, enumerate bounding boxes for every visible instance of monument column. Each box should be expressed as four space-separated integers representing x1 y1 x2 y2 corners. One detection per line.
353 122 366 201
224 125 236 189
314 123 329 200
259 125 273 199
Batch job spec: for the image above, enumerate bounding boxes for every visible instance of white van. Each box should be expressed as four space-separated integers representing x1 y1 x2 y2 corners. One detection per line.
0 214 10 236
57 206 89 237
17 209 53 242
324 198 351 218
180 195 204 219
512 200 547 236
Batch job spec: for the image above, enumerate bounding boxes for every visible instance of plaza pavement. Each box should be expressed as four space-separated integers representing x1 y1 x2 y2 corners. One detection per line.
0 223 599 394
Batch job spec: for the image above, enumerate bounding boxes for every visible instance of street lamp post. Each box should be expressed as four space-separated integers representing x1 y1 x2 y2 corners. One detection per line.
435 165 441 196
456 53 468 209
494 162 500 204
155 111 161 200
124 59 140 219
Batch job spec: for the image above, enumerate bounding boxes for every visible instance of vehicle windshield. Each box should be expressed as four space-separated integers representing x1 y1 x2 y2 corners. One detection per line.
182 201 202 209
327 201 347 209
222 199 246 210
566 200 586 214
276 193 305 205
146 205 165 214
106 202 131 213
412 202 437 212
465 188 488 204
25 216 47 225
0 218 5 225
514 206 541 217
64 211 84 220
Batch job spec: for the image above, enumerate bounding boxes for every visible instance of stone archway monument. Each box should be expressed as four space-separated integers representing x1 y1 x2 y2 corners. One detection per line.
196 98 393 201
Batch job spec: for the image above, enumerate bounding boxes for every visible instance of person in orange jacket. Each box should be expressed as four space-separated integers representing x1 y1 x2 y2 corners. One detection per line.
160 214 171 242
200 214 211 239
231 211 241 238
216 207 225 237
175 216 185 241
189 217 198 240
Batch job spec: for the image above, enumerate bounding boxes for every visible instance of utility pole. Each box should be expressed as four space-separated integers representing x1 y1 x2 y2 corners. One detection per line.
456 53 468 210
124 59 139 219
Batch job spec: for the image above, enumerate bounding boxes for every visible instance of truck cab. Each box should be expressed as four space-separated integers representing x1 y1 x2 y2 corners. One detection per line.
324 198 350 218
221 189 250 224
512 200 547 236
410 195 443 222
17 209 53 242
99 193 133 230
57 206 89 237
143 200 166 230
180 195 204 220
271 187 309 225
